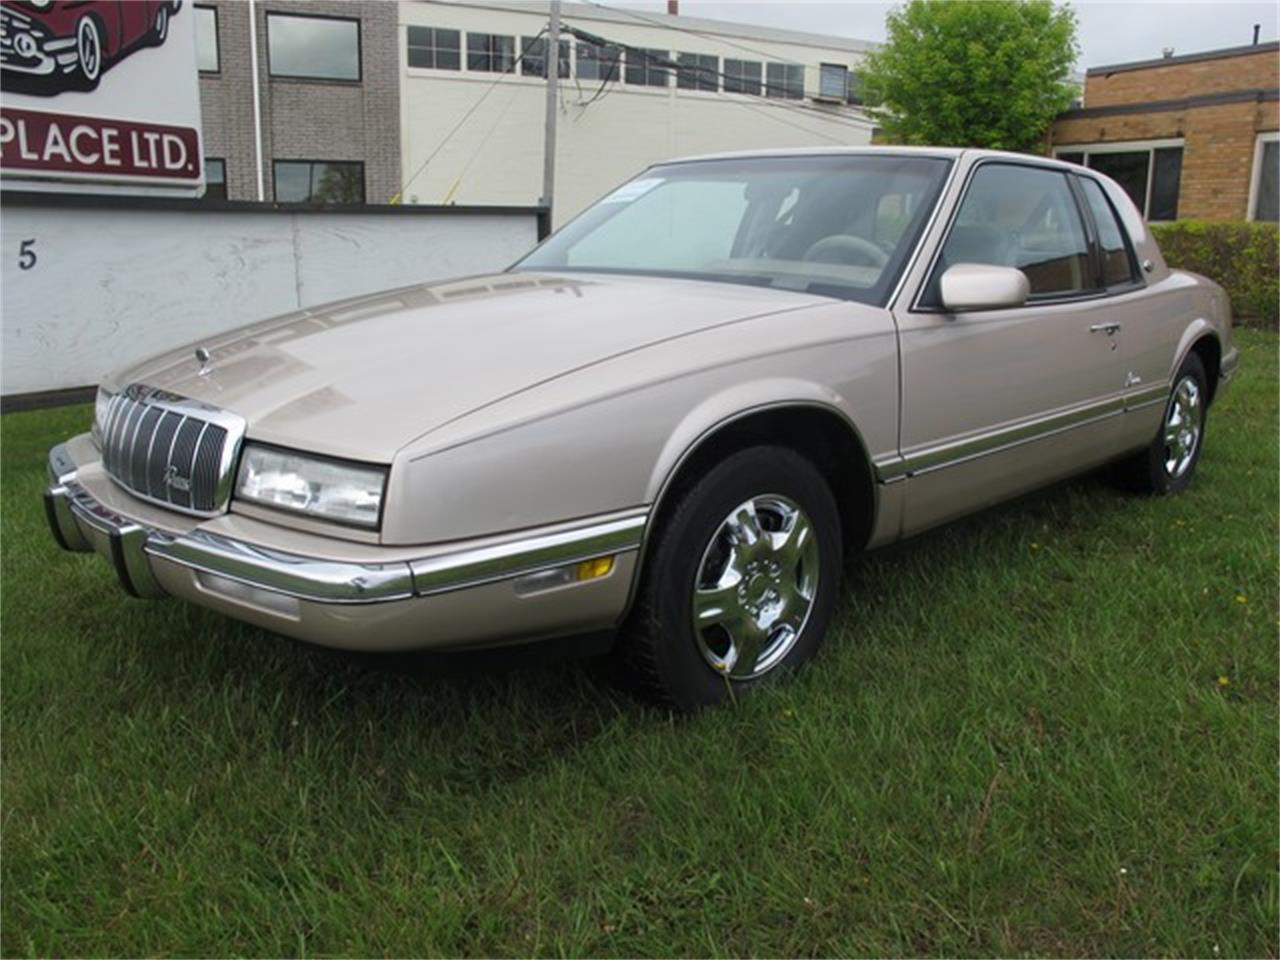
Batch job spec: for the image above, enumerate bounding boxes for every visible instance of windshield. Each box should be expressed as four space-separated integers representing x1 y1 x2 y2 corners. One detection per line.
515 154 952 305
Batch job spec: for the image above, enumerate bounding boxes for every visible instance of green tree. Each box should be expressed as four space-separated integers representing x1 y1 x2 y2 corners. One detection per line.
861 0 1079 152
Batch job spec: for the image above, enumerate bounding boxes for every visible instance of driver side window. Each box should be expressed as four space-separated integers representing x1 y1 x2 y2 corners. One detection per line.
928 164 1094 303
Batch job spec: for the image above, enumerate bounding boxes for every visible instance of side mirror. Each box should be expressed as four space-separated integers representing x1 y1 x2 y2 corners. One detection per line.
939 263 1030 312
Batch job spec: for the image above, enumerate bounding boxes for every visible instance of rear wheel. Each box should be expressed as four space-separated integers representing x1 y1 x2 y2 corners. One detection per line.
75 15 103 89
618 446 842 710
1116 352 1208 495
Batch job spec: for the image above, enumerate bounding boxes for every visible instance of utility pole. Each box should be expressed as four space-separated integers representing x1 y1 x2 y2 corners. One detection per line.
541 0 561 229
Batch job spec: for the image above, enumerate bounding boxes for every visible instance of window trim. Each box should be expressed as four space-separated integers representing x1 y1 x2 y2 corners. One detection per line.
406 25 461 71
1069 173 1145 294
193 3 220 74
816 62 849 102
576 39 621 81
466 31 516 73
266 11 363 83
624 47 669 87
1247 131 1280 221
520 35 570 79
912 158 1126 314
675 52 718 92
722 58 763 96
1050 138 1185 222
765 61 804 100
271 159 367 205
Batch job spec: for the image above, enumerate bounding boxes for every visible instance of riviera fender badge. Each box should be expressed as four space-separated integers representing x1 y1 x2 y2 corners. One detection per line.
195 346 211 376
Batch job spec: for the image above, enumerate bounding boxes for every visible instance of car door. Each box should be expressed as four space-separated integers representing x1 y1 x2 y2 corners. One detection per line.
1072 173 1180 450
890 160 1127 536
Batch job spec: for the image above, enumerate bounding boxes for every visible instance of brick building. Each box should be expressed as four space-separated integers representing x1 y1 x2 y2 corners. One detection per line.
1049 42 1279 222
195 0 402 203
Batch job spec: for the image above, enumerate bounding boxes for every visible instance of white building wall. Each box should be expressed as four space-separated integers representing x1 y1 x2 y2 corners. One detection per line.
1 202 540 396
398 0 875 224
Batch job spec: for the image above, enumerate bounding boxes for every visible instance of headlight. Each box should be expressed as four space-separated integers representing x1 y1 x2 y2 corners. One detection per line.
235 444 387 529
92 387 114 447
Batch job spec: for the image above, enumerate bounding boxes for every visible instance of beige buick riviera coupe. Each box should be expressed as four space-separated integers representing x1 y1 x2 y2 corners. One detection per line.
46 148 1238 709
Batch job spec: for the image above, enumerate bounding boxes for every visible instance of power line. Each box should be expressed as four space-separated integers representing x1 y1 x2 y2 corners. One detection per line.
391 27 547 203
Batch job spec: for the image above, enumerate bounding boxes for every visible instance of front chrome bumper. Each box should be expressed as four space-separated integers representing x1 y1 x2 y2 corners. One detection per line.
46 440 645 651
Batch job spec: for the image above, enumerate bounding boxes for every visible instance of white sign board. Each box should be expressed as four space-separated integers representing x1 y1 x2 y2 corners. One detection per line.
0 0 203 196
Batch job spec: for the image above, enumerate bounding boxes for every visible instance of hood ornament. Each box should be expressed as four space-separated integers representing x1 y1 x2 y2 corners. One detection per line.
195 346 212 376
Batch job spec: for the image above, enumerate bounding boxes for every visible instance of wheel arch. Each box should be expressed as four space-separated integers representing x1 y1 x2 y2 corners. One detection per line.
1171 319 1223 406
625 389 880 617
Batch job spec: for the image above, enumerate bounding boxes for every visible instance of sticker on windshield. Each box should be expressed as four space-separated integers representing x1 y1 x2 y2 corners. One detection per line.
600 178 664 204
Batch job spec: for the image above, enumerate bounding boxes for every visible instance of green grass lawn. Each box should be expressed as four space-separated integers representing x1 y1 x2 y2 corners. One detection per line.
3 330 1276 958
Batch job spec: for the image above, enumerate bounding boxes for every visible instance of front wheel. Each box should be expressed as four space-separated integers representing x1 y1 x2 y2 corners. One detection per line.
150 4 170 44
617 446 843 710
1115 352 1208 495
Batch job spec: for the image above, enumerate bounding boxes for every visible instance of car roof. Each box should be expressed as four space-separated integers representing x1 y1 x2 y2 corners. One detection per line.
656 145 1082 173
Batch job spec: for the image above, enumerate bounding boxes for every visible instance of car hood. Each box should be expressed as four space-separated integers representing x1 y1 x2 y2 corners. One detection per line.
118 272 829 461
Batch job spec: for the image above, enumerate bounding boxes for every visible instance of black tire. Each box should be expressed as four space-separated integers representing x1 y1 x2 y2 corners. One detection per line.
617 445 843 711
1114 352 1208 495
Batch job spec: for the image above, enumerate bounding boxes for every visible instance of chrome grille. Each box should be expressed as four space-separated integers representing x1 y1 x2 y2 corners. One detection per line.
101 385 246 516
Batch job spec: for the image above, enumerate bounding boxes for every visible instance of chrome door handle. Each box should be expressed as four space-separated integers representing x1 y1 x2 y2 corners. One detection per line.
1090 322 1121 335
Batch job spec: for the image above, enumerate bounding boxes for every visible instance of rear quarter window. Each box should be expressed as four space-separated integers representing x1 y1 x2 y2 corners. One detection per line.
1078 176 1139 287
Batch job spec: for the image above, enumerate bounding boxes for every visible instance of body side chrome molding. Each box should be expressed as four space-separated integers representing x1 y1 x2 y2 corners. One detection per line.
409 512 645 596
873 386 1169 483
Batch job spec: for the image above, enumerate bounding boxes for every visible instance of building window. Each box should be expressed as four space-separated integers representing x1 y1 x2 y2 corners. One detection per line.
1250 133 1279 222
625 48 669 87
847 70 866 105
1051 140 1184 221
194 5 219 73
521 36 569 78
676 52 717 91
203 158 226 201
765 62 804 100
273 161 365 205
407 27 460 70
267 14 360 81
818 63 847 101
467 32 515 72
577 41 620 81
723 58 761 95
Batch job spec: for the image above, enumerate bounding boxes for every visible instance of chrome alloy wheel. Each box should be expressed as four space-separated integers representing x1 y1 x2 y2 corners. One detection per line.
1164 375 1203 478
691 494 820 680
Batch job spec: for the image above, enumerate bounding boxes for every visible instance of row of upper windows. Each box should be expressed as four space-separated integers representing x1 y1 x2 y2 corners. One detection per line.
408 27 860 102
193 8 861 102
196 7 362 81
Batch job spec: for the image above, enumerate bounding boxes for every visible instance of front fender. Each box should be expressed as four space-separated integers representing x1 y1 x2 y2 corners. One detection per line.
382 302 898 546
645 379 855 503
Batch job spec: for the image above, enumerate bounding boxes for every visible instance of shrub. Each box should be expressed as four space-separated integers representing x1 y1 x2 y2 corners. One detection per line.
1151 220 1279 328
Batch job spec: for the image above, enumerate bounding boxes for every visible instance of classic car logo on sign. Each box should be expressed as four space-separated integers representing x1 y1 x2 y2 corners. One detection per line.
0 0 181 95
0 0 201 193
